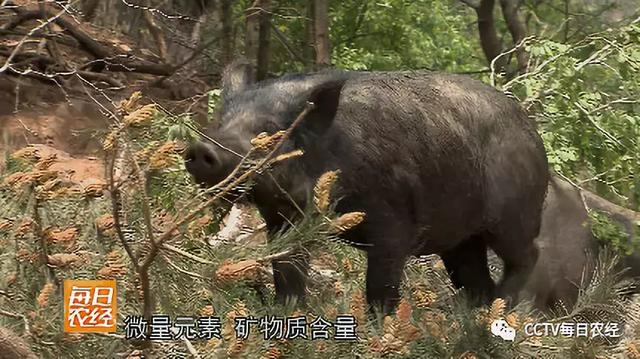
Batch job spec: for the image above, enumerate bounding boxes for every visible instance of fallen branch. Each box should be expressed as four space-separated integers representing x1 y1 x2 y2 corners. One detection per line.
105 101 314 348
75 70 124 88
4 63 124 88
0 48 55 69
6 8 110 59
0 29 78 47
5 7 176 75
0 5 69 74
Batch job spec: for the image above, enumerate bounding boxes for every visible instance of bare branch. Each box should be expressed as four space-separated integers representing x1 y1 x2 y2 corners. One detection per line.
574 101 625 149
270 21 306 65
0 5 69 74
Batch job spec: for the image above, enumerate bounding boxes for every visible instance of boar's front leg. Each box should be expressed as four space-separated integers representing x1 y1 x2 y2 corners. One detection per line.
272 252 310 306
258 203 310 307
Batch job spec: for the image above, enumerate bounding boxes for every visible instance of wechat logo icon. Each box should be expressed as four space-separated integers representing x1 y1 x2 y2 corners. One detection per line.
491 319 516 341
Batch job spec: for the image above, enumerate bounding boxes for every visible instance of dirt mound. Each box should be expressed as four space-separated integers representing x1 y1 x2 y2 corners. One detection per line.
0 98 107 153
31 144 104 184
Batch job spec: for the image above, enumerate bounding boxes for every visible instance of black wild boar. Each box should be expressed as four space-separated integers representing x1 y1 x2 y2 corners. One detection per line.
185 62 550 314
492 175 640 312
514 175 598 310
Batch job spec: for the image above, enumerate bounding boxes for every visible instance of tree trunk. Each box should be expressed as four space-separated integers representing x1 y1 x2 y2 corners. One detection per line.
221 0 234 66
245 0 262 80
81 0 100 22
256 0 271 80
313 0 331 69
304 0 315 71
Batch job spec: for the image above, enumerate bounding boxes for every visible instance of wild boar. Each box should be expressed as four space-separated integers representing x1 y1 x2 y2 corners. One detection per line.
185 62 550 314
515 175 598 311
489 175 640 312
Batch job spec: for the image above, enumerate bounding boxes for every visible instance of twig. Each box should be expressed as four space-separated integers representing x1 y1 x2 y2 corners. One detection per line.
162 254 209 281
257 249 295 264
107 149 139 271
161 243 214 265
32 196 56 283
574 43 611 71
170 327 201 358
0 309 31 334
490 35 535 87
149 34 221 87
269 21 306 65
574 101 625 148
589 97 637 114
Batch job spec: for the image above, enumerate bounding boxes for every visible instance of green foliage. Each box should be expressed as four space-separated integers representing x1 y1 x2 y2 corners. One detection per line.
253 0 484 74
503 21 640 209
329 0 482 72
590 210 639 255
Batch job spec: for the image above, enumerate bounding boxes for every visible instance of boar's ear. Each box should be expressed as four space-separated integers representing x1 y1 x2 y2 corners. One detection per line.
221 59 255 99
293 78 347 145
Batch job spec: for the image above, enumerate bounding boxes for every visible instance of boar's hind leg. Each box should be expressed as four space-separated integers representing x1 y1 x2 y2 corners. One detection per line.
366 250 407 316
440 236 496 306
272 251 310 307
487 229 539 306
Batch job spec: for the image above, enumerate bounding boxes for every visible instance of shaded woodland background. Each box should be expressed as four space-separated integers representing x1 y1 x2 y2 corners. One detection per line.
0 0 640 358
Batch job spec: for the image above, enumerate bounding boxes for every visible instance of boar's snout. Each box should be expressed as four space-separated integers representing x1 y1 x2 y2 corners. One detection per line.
184 141 223 187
